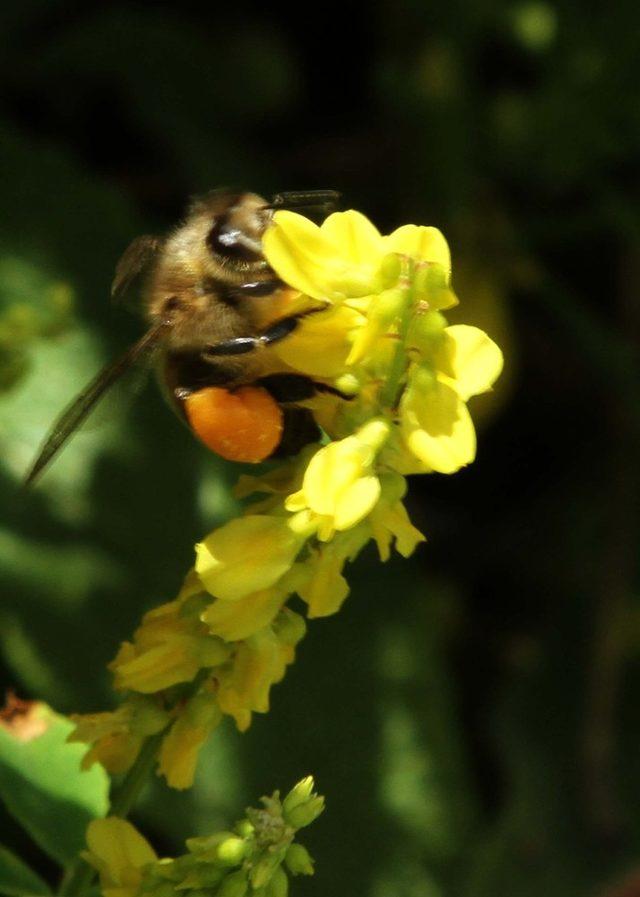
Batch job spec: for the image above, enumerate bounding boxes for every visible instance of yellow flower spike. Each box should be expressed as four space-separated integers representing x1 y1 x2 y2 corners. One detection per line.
158 690 222 790
195 516 307 602
85 817 157 897
401 368 477 473
434 324 504 401
383 224 451 270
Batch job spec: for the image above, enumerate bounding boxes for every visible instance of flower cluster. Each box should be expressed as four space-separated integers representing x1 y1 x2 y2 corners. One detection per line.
84 777 323 897
70 207 502 788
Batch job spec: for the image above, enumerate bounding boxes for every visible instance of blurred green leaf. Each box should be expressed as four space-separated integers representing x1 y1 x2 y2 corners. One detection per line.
0 704 108 866
0 845 50 897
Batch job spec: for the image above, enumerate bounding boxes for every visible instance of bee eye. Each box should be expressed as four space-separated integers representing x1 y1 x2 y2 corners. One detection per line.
207 217 262 263
164 296 182 312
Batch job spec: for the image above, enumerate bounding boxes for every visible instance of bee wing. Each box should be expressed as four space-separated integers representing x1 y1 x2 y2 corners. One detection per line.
24 320 169 487
111 235 163 303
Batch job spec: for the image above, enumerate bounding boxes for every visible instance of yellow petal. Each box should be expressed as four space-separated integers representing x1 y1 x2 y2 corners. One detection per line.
384 225 451 270
202 586 287 641
320 210 384 266
158 694 222 790
301 439 365 516
262 210 344 300
333 475 381 530
297 552 350 618
196 516 304 601
273 305 363 377
402 380 477 473
436 325 504 400
86 818 156 884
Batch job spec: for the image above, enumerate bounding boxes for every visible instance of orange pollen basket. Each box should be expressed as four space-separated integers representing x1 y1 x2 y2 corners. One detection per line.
184 386 284 463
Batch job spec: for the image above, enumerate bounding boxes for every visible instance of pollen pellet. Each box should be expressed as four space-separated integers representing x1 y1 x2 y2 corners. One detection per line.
184 386 283 463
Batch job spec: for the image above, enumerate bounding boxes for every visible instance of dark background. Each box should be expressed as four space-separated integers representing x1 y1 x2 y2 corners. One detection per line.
1 2 640 895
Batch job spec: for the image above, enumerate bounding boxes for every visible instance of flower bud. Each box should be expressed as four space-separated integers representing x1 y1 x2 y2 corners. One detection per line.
284 795 325 830
234 819 254 839
281 777 314 816
334 372 360 395
218 870 249 897
379 252 402 287
250 852 283 889
266 867 289 897
284 844 314 876
272 608 306 647
186 831 236 860
215 835 248 867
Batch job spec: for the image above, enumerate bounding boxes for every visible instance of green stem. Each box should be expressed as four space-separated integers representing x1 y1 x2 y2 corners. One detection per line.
109 729 165 817
58 731 165 897
380 258 415 409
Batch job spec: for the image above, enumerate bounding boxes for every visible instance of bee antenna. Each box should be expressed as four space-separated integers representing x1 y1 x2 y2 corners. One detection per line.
264 190 341 214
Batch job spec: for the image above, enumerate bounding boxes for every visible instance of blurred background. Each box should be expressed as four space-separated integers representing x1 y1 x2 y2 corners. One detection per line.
1 2 639 895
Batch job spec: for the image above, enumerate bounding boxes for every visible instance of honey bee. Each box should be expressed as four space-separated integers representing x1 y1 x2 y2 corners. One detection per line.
25 189 342 486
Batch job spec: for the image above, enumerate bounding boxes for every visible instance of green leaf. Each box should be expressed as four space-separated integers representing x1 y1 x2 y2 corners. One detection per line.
0 844 50 896
0 703 109 866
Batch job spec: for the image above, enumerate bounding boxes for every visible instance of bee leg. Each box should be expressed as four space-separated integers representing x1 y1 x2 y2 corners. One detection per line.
270 407 321 458
257 373 353 402
204 314 302 357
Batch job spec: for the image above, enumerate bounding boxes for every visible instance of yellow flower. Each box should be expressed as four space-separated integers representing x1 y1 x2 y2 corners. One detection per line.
201 565 307 641
216 611 305 732
158 689 222 790
285 419 390 541
69 697 168 775
262 209 386 300
195 515 307 601
399 366 477 473
85 817 156 897
263 208 452 303
432 324 504 401
109 596 231 694
369 474 426 561
273 304 365 378
295 526 370 617
397 323 503 474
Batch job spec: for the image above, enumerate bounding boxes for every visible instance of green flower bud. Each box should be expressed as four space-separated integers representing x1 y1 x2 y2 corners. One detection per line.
218 870 249 897
215 835 248 867
234 819 254 839
145 883 175 897
266 867 289 897
334 372 361 395
282 777 315 816
251 851 285 889
283 795 325 830
378 471 408 504
175 866 225 890
408 364 436 396
272 609 306 647
379 252 402 288
284 844 314 876
186 831 236 860
370 287 406 325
